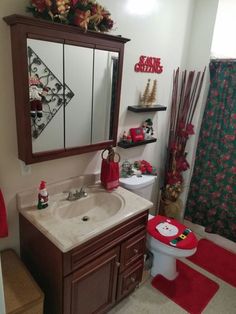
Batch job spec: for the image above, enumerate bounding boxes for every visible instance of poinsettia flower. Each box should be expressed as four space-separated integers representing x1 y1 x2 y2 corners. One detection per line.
178 121 185 129
71 0 87 6
73 9 91 30
146 165 153 173
186 123 195 135
226 185 233 192
71 0 78 5
211 191 221 198
177 127 188 138
208 208 217 216
103 17 114 29
175 156 189 171
166 172 183 185
216 173 225 180
31 0 48 12
224 134 235 141
140 165 146 173
170 142 178 152
231 166 236 174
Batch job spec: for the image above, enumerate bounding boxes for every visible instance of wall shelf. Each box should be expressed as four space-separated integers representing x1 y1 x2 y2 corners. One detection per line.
127 105 167 112
117 137 157 149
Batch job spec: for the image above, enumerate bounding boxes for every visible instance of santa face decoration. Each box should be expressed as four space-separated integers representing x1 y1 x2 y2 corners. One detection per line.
156 221 179 237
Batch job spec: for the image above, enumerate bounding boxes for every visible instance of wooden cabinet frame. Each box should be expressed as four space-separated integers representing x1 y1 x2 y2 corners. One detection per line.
4 15 130 164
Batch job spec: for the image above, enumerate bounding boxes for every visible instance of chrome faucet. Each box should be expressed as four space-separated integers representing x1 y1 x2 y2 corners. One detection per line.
66 187 88 201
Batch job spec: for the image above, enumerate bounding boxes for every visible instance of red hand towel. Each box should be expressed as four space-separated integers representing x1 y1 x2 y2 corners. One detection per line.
101 159 119 190
0 189 8 237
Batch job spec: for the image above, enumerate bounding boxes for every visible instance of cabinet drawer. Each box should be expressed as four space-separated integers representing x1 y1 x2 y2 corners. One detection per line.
120 230 146 272
116 259 143 302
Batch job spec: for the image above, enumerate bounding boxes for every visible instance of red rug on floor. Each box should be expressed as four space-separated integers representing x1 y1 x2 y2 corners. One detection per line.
152 260 219 314
188 239 236 287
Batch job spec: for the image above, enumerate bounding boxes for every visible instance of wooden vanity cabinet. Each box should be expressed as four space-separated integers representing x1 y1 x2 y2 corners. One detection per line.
19 210 148 314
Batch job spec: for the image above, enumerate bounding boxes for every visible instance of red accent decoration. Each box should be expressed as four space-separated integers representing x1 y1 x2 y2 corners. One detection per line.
152 260 219 314
39 180 46 190
0 189 8 238
100 159 119 191
147 215 198 249
134 55 163 73
130 127 144 142
188 239 236 287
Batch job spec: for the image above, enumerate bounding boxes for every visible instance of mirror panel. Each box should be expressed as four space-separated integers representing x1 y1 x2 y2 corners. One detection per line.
65 45 93 148
92 50 119 144
28 39 119 152
28 39 65 153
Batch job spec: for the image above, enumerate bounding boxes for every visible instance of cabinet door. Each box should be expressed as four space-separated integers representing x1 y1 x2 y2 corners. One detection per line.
64 246 119 314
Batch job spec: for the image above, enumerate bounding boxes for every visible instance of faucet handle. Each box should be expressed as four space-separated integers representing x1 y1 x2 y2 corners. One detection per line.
66 191 74 201
79 186 88 197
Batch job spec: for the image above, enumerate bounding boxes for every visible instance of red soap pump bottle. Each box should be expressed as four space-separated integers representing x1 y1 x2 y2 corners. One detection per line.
37 181 49 209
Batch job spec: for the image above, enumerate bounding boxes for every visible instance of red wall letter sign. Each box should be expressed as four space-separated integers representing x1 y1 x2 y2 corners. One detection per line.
134 55 163 74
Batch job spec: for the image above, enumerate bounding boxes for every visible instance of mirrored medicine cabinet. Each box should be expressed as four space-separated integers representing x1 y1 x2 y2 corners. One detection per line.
4 15 130 164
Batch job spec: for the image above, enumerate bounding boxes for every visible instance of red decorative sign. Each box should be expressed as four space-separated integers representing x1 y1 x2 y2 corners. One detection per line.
134 55 163 74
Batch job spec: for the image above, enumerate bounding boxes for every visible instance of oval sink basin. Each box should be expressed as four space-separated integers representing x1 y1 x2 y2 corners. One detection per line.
53 192 124 221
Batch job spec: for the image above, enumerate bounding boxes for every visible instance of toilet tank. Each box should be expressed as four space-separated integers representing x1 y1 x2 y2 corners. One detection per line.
119 175 157 203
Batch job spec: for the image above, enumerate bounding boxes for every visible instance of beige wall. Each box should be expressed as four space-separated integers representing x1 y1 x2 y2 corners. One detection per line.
0 1 103 252
0 0 218 252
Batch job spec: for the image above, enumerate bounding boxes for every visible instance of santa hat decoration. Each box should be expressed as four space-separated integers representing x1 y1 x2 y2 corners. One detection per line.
29 75 41 86
39 180 46 191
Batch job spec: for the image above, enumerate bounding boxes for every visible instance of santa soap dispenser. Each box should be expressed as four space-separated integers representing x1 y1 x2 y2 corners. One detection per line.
37 181 49 209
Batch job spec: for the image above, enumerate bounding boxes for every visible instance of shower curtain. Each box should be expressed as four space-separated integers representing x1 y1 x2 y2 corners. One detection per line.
185 60 236 242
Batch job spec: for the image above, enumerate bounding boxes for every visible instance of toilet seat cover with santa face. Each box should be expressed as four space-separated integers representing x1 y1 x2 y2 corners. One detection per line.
147 215 198 249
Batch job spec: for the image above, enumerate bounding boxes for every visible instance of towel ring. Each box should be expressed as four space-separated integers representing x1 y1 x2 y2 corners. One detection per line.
101 146 120 163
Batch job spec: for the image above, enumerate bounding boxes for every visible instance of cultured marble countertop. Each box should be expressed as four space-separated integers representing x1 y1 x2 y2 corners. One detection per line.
18 185 153 253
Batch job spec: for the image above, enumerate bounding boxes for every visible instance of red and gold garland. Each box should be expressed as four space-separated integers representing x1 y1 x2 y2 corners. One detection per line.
27 0 114 32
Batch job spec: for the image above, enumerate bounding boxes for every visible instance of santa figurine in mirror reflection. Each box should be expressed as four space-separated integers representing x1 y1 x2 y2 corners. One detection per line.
29 74 48 118
37 181 49 209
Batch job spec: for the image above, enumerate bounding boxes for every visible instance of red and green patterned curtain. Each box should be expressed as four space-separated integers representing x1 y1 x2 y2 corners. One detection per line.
185 60 236 242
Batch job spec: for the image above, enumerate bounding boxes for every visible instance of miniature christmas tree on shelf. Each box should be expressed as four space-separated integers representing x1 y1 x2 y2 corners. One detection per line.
147 79 157 106
139 79 157 107
139 79 150 106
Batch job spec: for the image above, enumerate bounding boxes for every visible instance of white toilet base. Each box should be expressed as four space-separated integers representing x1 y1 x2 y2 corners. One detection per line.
151 252 179 280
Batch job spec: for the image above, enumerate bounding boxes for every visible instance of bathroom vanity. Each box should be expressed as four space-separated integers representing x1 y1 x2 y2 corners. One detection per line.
17 176 152 314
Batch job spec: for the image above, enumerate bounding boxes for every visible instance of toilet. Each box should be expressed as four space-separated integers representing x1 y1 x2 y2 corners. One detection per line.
147 214 198 280
119 175 198 280
119 175 157 205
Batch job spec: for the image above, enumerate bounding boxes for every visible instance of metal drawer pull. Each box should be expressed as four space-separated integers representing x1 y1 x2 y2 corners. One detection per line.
134 249 138 254
130 276 136 283
116 262 120 268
